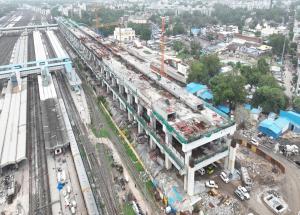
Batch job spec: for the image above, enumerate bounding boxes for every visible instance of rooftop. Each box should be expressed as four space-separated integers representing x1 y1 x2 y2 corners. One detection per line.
63 18 235 144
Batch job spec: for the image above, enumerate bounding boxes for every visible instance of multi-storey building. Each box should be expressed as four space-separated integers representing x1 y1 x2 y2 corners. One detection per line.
58 17 237 196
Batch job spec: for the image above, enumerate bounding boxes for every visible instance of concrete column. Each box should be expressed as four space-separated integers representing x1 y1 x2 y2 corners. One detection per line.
149 138 156 150
119 85 124 94
112 77 116 87
119 100 124 110
137 104 143 116
150 115 156 130
187 168 195 196
106 84 109 93
113 93 117 101
127 93 133 105
184 151 191 191
165 131 172 146
101 80 105 87
138 122 143 134
165 156 172 170
128 111 133 121
226 139 238 174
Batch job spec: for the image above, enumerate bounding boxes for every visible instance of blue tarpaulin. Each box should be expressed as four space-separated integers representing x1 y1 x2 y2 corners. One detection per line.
251 108 261 114
258 119 282 139
186 82 213 101
199 91 213 100
258 117 290 139
217 105 230 114
280 110 300 127
57 182 64 191
186 82 207 94
244 104 251 110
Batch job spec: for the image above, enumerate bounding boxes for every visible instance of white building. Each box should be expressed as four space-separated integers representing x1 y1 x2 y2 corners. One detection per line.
114 27 136 42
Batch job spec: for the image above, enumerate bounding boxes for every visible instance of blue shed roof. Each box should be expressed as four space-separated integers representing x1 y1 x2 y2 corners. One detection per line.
217 105 230 114
186 82 207 94
251 108 261 114
244 104 252 110
258 119 282 139
274 117 290 129
280 110 300 127
200 91 213 100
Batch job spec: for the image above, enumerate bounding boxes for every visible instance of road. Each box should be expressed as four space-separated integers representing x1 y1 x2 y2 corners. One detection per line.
282 59 295 98
260 146 300 214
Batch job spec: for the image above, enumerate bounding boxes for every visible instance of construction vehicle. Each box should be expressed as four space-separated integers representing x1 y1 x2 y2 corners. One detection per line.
284 144 299 156
240 167 252 189
208 188 219 196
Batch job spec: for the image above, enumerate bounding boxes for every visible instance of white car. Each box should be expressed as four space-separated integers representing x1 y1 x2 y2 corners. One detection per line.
238 186 250 200
220 171 229 183
250 138 259 146
234 189 245 200
205 180 218 189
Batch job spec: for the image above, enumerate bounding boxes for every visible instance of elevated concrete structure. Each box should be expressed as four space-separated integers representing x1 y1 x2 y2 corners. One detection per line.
58 17 237 196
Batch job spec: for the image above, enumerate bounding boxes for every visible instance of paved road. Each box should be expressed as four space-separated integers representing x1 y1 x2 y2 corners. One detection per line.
282 59 295 98
260 147 300 214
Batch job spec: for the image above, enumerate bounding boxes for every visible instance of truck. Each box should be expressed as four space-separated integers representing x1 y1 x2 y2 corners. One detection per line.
240 167 252 189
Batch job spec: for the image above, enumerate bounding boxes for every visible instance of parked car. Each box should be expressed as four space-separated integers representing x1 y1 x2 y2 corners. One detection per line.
205 180 218 189
234 189 245 200
250 138 259 146
198 168 205 176
206 166 214 174
220 171 229 183
237 186 250 200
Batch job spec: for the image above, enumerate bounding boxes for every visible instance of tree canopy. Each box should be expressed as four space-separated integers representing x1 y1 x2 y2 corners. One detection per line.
127 23 151 40
210 73 247 110
267 34 288 57
212 4 249 29
293 97 300 113
187 55 221 85
252 86 287 113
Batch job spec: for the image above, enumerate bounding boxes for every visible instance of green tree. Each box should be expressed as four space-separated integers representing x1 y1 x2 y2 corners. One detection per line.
255 31 261 37
190 40 202 56
210 73 247 110
172 22 185 35
293 97 300 113
257 58 270 74
258 74 280 88
173 41 185 52
128 23 151 40
187 55 221 84
240 66 260 87
187 61 208 83
267 34 288 56
252 86 287 113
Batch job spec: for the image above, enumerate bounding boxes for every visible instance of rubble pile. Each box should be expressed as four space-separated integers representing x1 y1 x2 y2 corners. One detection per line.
198 192 242 215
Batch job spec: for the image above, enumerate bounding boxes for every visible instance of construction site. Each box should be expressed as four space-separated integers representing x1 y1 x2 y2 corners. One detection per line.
0 5 299 215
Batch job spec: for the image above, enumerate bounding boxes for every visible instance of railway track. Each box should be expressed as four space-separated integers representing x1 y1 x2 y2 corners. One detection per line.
74 62 158 215
0 35 19 65
27 75 51 215
54 72 119 215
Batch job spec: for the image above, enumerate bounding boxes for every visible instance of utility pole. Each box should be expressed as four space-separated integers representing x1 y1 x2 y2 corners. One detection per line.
160 16 166 78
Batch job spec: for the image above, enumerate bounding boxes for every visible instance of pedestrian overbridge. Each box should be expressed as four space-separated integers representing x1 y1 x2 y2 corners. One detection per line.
0 57 80 86
0 24 58 33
